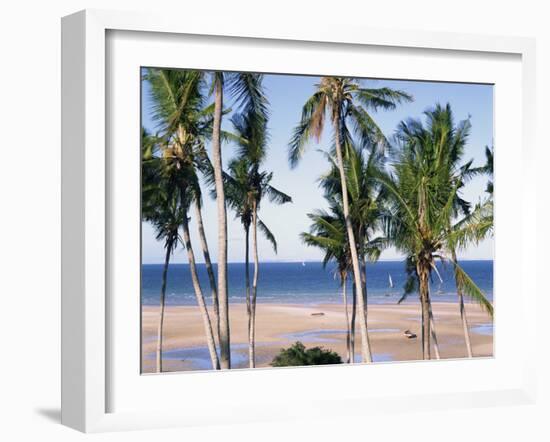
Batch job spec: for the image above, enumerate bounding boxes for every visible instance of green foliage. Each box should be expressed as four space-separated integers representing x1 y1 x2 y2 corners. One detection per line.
301 143 388 284
222 81 292 252
141 128 183 254
377 104 492 313
271 342 342 367
288 77 412 168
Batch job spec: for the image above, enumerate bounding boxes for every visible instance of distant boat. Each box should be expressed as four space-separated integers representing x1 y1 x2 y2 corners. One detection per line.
386 274 394 296
432 265 444 294
432 265 444 284
302 261 306 267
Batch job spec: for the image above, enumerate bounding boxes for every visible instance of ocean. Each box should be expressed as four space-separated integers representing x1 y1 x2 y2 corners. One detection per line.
141 260 493 306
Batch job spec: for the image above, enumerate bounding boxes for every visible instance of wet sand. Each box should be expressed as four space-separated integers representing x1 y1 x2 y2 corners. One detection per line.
141 302 493 373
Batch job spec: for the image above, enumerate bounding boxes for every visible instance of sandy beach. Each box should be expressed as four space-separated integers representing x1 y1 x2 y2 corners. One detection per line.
141 302 493 373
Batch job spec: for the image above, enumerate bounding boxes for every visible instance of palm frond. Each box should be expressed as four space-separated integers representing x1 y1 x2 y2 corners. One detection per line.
356 87 413 112
265 185 292 205
228 73 269 126
347 103 389 151
452 261 494 316
258 219 277 253
288 92 325 168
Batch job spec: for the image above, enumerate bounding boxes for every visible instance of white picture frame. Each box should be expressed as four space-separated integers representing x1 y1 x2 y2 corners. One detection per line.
61 9 537 433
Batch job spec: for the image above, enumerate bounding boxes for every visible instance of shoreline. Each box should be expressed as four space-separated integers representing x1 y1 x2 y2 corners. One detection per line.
141 302 493 373
141 299 489 307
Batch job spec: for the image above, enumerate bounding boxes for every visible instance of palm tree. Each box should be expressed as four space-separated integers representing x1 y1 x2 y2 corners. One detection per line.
306 143 387 362
320 143 388 357
288 77 411 363
225 111 291 368
393 105 492 359
209 72 269 369
301 207 353 362
145 68 220 369
377 104 493 360
145 196 182 373
392 104 473 358
142 129 182 373
162 142 221 370
145 68 222 341
434 106 477 358
449 143 494 356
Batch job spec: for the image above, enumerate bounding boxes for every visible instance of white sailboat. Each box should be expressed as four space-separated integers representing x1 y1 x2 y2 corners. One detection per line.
386 273 394 296
432 264 444 294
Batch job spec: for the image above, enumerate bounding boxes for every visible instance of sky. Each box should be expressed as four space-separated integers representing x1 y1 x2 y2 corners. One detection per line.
141 71 494 264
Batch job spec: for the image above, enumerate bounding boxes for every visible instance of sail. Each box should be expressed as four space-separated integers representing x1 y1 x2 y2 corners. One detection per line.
388 274 393 288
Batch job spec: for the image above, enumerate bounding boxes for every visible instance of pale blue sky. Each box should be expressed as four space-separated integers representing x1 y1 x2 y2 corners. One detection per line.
141 72 494 264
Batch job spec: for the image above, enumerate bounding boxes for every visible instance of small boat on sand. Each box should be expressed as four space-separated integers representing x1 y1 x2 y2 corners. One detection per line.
403 329 417 339
311 312 325 316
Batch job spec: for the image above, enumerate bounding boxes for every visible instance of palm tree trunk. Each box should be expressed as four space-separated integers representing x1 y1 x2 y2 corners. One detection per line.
361 259 368 322
360 257 371 337
459 292 473 357
181 214 220 370
360 257 372 361
428 300 441 359
194 201 220 344
333 114 372 363
417 263 431 360
341 274 351 363
155 244 171 373
452 248 473 357
250 203 260 368
351 282 356 363
244 224 252 368
212 75 231 369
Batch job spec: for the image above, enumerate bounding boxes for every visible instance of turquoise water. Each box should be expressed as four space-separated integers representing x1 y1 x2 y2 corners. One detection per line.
141 260 493 306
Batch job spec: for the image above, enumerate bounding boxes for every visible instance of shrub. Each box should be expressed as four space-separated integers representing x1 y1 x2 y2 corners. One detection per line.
271 341 342 367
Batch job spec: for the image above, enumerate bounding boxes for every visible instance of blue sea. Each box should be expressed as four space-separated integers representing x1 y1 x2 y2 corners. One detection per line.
141 260 493 306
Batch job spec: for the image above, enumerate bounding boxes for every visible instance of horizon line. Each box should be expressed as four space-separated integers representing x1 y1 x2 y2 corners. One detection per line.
142 258 494 265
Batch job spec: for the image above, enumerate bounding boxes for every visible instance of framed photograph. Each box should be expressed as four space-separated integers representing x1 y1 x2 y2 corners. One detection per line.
61 9 537 432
